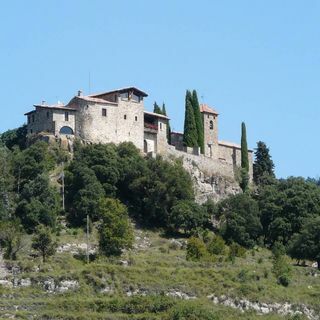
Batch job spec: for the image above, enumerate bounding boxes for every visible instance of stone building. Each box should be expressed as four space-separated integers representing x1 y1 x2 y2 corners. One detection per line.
25 86 253 182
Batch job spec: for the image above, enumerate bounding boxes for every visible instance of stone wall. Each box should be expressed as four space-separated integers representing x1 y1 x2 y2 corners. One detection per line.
75 98 144 150
203 112 218 158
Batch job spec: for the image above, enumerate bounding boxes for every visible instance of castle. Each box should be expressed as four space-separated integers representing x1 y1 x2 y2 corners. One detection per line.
25 86 253 183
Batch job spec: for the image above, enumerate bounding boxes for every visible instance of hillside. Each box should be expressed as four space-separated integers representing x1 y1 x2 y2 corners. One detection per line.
0 226 319 319
0 130 320 319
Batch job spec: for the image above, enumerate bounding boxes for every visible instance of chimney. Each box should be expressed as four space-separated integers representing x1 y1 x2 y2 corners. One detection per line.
41 100 46 105
78 90 83 97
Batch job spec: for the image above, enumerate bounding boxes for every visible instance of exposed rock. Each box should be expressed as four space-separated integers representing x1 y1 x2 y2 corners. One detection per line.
207 295 319 320
56 280 79 293
0 279 13 288
57 243 97 255
13 278 31 288
166 290 196 300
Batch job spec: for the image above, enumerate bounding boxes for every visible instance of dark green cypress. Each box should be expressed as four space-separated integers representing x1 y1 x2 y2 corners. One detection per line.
183 91 198 147
162 103 172 144
192 90 204 153
153 102 162 114
240 122 249 191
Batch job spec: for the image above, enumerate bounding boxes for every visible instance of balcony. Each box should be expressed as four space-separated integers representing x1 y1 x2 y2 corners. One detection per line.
144 122 158 133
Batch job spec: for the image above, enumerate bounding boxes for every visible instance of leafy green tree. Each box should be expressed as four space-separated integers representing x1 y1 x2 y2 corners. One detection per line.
169 200 209 234
257 177 320 246
186 237 208 261
0 144 15 219
65 163 105 227
219 193 262 248
15 174 60 232
153 102 162 114
0 220 24 260
191 90 204 153
0 125 27 150
272 245 292 286
288 216 320 269
98 198 134 256
129 157 194 227
253 141 275 185
240 122 249 191
183 90 198 147
32 225 57 263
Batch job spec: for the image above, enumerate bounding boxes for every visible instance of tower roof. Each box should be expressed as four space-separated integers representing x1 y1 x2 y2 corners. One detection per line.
200 104 219 115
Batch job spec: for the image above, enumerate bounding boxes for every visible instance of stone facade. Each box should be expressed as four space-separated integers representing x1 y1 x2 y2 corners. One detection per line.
25 86 253 182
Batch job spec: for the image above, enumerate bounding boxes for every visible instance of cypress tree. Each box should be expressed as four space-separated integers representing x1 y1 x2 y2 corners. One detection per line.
153 102 162 114
192 90 204 153
240 122 249 191
253 141 275 185
162 103 172 144
241 122 249 171
183 91 198 147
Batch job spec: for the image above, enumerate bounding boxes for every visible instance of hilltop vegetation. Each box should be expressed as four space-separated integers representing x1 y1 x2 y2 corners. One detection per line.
0 126 320 319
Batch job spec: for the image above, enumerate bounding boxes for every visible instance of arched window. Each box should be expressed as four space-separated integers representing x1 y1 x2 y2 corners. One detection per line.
209 120 214 130
60 126 74 135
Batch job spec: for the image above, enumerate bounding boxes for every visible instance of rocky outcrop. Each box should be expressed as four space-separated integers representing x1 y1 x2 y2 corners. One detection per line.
207 295 319 320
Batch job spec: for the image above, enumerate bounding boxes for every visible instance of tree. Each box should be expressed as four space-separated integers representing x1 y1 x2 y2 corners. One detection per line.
183 90 198 147
288 216 320 269
240 122 249 191
153 102 162 114
169 200 209 234
253 141 275 185
0 220 24 260
186 237 208 261
219 193 262 248
32 225 57 263
191 90 204 153
161 103 171 144
0 125 27 150
15 174 60 232
257 177 320 246
98 198 134 256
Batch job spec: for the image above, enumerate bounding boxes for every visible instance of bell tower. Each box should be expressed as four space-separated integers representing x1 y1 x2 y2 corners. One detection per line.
200 104 219 158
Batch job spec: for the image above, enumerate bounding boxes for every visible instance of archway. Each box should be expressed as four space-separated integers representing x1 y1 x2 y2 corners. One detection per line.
60 126 74 135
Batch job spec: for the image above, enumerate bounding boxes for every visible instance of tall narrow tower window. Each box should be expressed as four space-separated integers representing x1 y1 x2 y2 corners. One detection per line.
209 120 213 130
65 112 69 121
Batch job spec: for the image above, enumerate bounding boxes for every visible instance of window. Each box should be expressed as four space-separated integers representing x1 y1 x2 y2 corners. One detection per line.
209 120 214 130
120 92 128 100
30 129 33 134
124 115 127 120
132 93 140 102
102 108 107 117
32 115 35 123
160 123 162 130
135 116 138 121
28 116 31 124
65 112 69 121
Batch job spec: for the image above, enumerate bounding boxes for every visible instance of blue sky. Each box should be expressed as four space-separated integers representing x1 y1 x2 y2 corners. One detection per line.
0 1 319 178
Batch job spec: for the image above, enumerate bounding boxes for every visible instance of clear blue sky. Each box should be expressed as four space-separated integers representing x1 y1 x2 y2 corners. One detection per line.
0 1 319 178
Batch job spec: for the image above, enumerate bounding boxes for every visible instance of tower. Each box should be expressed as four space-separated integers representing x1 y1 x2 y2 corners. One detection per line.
200 104 219 158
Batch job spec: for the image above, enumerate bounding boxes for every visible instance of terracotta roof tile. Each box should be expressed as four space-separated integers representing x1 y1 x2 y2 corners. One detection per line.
199 104 219 115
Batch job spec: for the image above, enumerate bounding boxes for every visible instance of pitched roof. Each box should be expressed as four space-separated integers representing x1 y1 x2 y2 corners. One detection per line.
25 103 77 115
89 86 148 98
219 140 253 152
144 111 170 120
76 95 117 105
199 104 219 115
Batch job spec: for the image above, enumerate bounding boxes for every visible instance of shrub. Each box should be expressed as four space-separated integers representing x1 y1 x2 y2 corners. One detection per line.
272 253 292 287
207 235 226 256
229 242 246 258
186 237 208 261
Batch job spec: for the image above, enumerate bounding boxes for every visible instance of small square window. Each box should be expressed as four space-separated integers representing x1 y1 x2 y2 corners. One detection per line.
135 116 138 121
102 108 107 117
124 115 127 120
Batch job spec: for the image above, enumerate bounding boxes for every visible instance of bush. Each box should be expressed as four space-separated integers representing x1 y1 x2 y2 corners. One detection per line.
98 198 134 256
207 235 226 256
272 253 292 287
229 242 246 258
186 237 208 261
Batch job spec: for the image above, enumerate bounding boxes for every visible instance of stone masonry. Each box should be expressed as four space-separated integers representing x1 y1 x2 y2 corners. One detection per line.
25 86 253 183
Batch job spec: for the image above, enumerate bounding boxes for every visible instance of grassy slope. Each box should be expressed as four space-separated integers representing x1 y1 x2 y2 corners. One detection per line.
0 228 319 319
